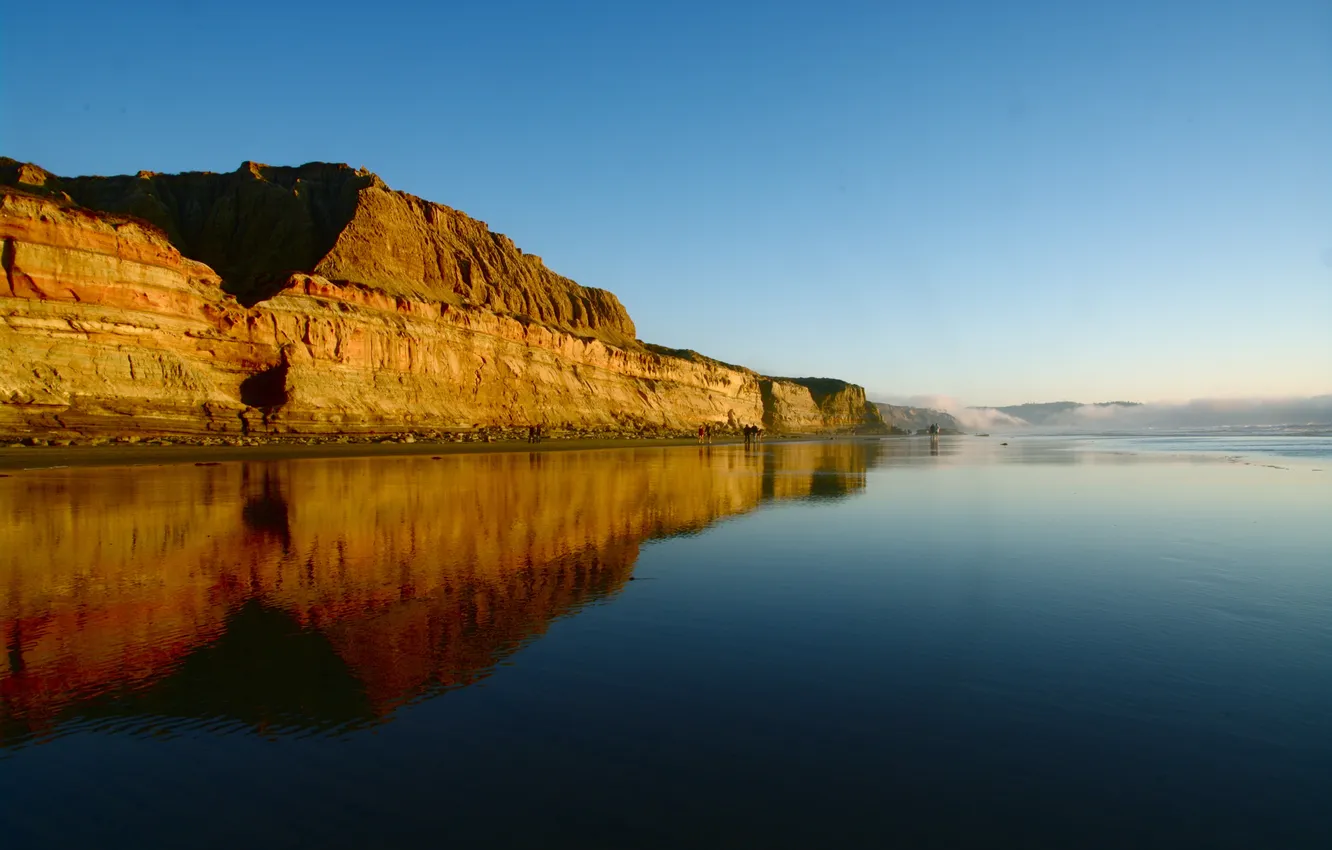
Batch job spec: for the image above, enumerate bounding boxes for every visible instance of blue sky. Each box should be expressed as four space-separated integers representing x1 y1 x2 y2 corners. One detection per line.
3 0 1329 405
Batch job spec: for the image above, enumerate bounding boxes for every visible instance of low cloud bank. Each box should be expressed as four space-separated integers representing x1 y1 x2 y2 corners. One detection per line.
1009 396 1332 431
875 394 1027 431
952 407 1029 431
875 394 1332 432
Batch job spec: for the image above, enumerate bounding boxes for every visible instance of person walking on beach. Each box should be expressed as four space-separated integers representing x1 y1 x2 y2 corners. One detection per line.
698 424 706 444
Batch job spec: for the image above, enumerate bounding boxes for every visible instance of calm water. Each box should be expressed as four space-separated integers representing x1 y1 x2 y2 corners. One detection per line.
1 437 1329 848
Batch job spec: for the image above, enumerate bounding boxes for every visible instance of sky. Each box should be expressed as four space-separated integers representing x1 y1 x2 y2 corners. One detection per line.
3 0 1329 406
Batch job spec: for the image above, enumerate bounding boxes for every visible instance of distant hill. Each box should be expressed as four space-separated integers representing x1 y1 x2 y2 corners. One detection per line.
873 403 964 434
971 401 1142 426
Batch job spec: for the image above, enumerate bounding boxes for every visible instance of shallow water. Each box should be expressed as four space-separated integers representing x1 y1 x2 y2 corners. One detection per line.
1 437 1329 848
1063 430 1332 463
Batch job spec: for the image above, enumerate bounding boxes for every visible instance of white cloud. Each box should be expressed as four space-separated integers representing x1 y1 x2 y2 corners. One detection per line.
952 407 1028 431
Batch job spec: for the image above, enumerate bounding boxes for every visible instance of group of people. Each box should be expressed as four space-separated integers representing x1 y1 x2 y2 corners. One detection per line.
696 423 765 445
742 424 764 446
527 425 545 443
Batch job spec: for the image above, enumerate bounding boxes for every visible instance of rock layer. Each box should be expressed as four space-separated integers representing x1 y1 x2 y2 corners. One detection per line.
0 158 882 438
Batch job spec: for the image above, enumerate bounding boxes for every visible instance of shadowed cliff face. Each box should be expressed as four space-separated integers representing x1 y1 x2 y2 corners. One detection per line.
58 162 372 302
0 443 878 746
0 158 634 343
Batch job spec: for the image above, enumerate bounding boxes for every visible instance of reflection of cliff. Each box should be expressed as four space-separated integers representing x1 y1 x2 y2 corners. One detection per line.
0 443 875 745
760 441 878 503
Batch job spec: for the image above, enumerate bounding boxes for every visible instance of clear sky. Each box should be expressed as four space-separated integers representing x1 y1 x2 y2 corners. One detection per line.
3 0 1329 405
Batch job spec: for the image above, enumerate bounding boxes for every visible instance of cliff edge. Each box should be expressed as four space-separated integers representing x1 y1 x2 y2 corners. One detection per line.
0 157 881 439
3 157 634 345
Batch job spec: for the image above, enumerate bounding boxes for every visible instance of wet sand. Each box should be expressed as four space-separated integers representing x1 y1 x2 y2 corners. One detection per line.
0 435 786 471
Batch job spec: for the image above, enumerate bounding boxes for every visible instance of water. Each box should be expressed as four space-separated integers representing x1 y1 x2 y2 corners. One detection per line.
1086 431 1332 463
1029 427 1332 464
1 437 1329 848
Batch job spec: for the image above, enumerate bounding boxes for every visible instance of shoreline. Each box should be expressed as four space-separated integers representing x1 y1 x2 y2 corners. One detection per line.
7 434 1319 474
0 434 869 472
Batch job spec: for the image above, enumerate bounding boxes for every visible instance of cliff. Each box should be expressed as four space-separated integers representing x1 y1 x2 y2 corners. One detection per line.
764 377 884 432
0 157 880 437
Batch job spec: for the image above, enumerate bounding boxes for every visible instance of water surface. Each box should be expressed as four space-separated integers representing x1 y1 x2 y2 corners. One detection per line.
1 438 1329 848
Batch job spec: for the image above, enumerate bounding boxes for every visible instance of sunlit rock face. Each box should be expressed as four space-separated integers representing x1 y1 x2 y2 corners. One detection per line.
0 443 878 744
761 378 883 433
1 159 879 438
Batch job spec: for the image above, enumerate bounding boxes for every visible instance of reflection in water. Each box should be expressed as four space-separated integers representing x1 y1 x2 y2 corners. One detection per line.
0 442 877 747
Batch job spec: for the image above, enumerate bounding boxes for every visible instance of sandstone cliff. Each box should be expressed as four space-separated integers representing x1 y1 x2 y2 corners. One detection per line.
763 377 883 433
0 158 880 438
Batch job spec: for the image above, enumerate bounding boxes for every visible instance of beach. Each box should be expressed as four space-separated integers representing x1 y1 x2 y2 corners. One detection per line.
0 433 792 471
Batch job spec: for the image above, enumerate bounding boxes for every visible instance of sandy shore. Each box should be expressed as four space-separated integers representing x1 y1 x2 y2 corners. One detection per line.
0 435 793 471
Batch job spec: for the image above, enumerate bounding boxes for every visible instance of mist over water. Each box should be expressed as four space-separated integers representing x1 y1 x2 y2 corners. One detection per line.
887 394 1332 435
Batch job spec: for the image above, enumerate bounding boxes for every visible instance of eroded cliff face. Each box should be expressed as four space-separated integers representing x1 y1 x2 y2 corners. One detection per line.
4 158 633 343
0 158 875 437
